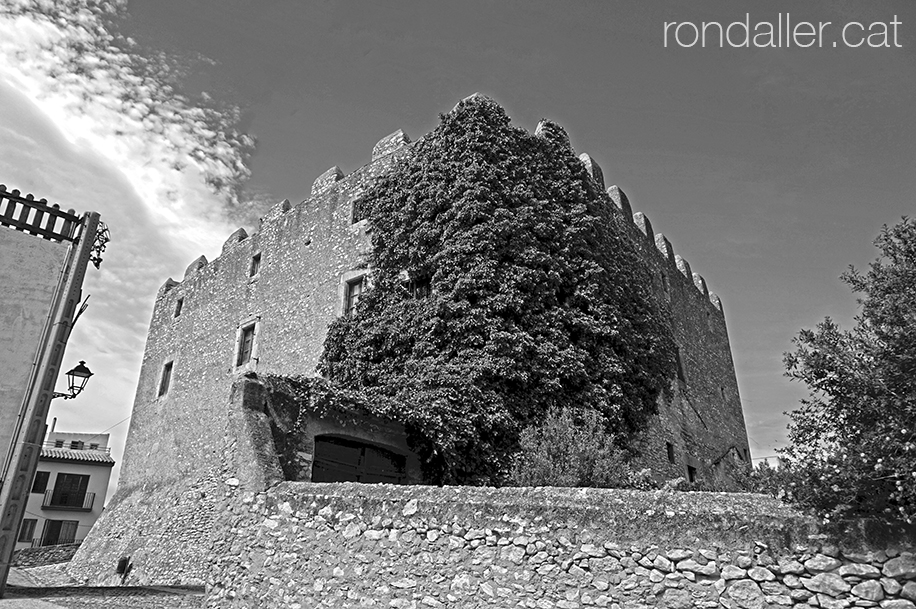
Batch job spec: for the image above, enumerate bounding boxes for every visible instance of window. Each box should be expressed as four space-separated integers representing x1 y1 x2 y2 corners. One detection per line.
53 440 64 448
409 277 431 299
32 471 50 494
675 348 686 382
720 386 726 399
89 443 99 450
18 519 36 543
70 441 84 450
345 277 364 316
666 442 675 464
237 323 256 366
158 361 173 396
51 473 90 508
249 253 261 278
174 298 184 317
687 465 697 483
41 520 79 546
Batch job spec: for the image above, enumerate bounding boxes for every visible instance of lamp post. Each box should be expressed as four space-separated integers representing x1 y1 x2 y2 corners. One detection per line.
52 361 93 400
0 211 101 598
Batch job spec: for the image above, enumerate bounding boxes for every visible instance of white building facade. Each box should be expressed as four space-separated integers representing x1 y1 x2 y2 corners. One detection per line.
15 432 114 551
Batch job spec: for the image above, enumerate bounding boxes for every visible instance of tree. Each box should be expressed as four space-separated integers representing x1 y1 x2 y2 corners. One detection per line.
782 217 916 522
319 96 676 485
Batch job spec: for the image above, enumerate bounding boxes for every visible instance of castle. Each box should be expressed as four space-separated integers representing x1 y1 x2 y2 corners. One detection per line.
70 96 750 585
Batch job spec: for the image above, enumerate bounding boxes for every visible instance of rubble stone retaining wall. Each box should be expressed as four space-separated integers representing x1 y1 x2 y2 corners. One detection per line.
206 483 916 609
13 543 81 568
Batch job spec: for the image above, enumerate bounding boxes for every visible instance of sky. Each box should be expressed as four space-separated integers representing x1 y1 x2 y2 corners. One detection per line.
1 0 914 498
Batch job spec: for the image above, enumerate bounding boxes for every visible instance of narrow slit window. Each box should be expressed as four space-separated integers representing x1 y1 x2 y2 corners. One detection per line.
345 277 364 316
410 277 431 299
237 324 256 366
687 465 697 483
249 253 262 277
18 519 36 543
666 442 675 464
174 298 184 318
675 348 686 382
159 361 173 396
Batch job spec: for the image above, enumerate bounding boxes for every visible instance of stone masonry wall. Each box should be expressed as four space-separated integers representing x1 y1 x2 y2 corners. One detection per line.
13 543 81 568
68 131 412 584
207 483 916 609
72 102 751 586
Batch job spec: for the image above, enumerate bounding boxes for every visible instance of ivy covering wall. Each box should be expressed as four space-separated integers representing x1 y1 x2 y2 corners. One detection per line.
319 96 675 484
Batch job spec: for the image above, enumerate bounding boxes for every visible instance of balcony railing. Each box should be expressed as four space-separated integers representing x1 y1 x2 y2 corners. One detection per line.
41 489 95 511
30 538 82 548
41 441 111 453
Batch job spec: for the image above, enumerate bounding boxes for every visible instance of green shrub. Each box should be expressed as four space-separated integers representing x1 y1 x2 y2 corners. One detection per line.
508 407 656 489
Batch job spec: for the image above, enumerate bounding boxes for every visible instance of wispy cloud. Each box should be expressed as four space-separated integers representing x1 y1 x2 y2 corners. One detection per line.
0 0 259 500
0 0 257 254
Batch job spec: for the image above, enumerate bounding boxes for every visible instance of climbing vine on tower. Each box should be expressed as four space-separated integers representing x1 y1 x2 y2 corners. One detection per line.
320 96 675 484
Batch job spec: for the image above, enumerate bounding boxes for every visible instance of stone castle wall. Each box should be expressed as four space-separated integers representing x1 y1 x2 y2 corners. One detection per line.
206 483 916 609
69 131 412 584
71 102 750 585
603 183 748 482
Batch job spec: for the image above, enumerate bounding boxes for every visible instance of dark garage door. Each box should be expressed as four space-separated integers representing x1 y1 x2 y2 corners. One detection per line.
312 436 407 484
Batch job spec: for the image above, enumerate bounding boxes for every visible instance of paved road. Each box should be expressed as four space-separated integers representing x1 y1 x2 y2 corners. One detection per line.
1 568 204 608
2 586 204 608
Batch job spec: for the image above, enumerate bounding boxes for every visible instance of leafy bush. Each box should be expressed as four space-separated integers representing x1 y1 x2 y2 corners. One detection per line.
508 407 657 489
319 96 675 485
781 218 916 522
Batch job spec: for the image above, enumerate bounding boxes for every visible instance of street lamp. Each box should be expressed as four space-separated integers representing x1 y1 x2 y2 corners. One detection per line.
52 361 93 400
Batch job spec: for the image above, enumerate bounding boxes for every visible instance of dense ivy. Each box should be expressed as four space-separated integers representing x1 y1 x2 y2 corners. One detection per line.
319 96 676 484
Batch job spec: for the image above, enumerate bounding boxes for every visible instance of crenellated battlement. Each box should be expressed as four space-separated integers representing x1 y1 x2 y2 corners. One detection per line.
156 127 414 300
159 101 723 328
579 150 724 315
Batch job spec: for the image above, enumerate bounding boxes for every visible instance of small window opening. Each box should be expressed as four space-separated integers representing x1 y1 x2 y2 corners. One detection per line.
174 298 183 317
53 440 64 448
89 443 99 450
31 471 50 494
666 442 675 464
687 465 697 483
237 324 256 366
249 253 262 277
409 277 431 299
720 386 725 399
18 519 36 543
345 277 364 316
159 361 173 396
351 198 367 224
675 348 686 382
70 441 84 450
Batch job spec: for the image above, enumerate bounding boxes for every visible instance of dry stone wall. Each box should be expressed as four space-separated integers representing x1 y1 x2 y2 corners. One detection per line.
12 543 81 568
207 483 916 609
